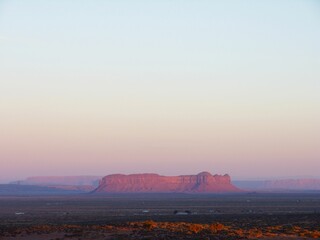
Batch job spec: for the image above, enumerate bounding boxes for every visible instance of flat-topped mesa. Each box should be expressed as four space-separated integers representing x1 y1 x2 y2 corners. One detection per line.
93 172 241 193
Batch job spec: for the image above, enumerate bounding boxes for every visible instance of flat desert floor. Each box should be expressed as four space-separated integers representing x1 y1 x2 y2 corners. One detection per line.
0 193 319 239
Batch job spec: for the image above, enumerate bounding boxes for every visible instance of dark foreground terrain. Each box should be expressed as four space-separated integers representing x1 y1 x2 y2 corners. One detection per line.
0 193 319 239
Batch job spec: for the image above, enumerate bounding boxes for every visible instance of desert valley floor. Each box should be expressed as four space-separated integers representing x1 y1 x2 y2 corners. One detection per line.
0 193 319 239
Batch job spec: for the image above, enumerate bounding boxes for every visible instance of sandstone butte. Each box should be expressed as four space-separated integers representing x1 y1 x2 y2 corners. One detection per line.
93 172 241 193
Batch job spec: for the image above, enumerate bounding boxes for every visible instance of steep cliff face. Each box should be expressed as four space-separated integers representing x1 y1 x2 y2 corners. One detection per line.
93 172 241 193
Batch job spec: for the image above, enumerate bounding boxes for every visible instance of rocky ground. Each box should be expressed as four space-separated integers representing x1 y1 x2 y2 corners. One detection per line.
0 220 320 239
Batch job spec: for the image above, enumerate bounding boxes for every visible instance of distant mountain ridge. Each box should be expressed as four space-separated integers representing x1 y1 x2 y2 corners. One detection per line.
12 176 102 187
233 178 320 191
264 179 320 190
9 176 102 193
93 172 241 193
0 184 83 195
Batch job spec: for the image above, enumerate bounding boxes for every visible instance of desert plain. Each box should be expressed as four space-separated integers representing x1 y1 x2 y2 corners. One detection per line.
0 193 319 239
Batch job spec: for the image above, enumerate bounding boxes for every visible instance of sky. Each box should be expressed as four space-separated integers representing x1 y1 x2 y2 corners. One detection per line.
0 0 319 183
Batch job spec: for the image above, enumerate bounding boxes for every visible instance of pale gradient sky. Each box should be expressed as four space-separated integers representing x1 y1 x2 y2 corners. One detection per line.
0 0 320 183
